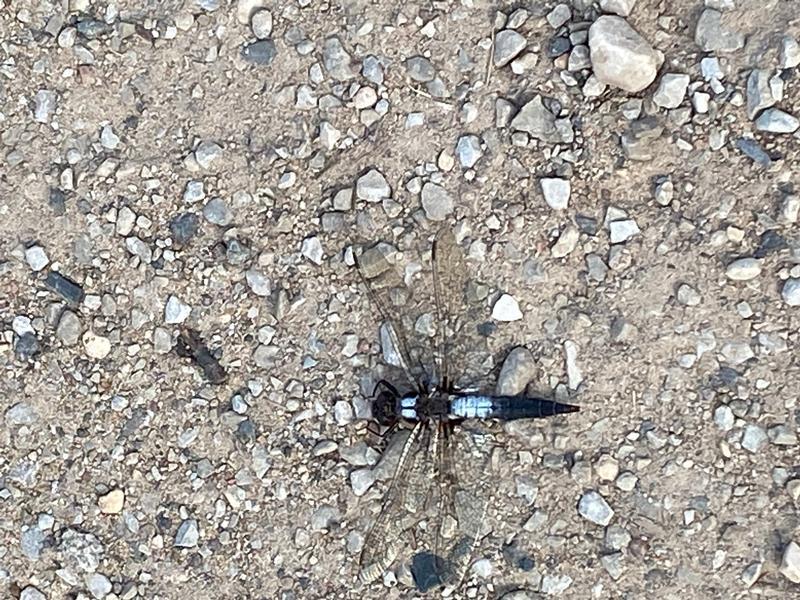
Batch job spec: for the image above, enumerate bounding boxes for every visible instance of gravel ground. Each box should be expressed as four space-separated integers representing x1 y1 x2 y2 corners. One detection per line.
2 1 800 599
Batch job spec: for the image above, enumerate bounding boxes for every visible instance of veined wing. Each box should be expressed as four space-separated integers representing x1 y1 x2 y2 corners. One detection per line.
433 424 497 589
359 421 438 582
431 228 492 391
354 240 434 392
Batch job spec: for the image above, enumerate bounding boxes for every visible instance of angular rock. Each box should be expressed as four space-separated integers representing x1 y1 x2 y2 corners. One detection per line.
494 30 527 67
540 178 570 210
589 16 662 93
725 258 761 281
496 346 536 395
510 95 560 143
492 294 522 321
653 73 689 109
551 224 579 257
782 278 800 306
356 169 390 202
322 37 356 79
755 108 799 134
578 490 614 526
420 182 453 221
695 9 744 53
405 56 435 82
746 69 777 119
599 0 637 17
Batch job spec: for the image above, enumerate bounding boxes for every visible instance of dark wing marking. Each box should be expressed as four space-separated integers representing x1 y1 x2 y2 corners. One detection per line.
354 241 433 392
431 228 491 391
359 422 437 582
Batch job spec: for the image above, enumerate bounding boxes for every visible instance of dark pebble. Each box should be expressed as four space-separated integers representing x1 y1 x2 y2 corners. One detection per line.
320 212 345 232
15 332 40 359
44 271 85 305
76 19 112 39
226 239 251 265
410 552 445 592
754 230 787 258
575 214 598 235
477 321 497 337
714 366 739 388
735 138 772 167
48 187 66 215
236 419 257 443
546 36 571 58
169 213 200 245
241 40 277 66
502 539 535 571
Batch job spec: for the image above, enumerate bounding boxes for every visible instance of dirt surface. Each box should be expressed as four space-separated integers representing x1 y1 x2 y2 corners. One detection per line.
1 1 800 599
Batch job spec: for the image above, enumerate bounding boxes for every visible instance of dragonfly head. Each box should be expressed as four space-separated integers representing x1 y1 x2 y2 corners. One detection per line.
372 390 399 426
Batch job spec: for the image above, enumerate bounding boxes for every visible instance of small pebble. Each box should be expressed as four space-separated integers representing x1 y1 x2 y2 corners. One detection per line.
677 284 701 306
496 346 536 395
250 9 272 39
653 73 689 109
25 246 49 271
420 182 454 221
725 258 761 281
174 519 199 547
194 140 223 169
203 198 233 226
609 219 640 243
551 224 579 258
578 490 614 526
492 294 523 321
82 331 111 359
455 135 483 168
356 169 390 202
98 489 124 514
493 30 527 67
241 39 277 65
780 541 800 583
165 296 191 324
301 236 323 265
782 279 800 306
741 424 767 453
540 178 570 210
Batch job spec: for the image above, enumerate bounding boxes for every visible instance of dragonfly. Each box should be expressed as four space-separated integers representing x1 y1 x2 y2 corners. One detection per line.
353 227 579 590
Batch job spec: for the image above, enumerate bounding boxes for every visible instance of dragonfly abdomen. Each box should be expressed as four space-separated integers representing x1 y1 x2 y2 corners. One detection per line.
450 394 579 420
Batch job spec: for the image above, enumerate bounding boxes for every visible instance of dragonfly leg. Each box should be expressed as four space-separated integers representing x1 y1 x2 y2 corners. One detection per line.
366 419 399 440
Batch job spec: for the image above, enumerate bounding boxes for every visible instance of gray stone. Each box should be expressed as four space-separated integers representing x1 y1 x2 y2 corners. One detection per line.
56 310 82 345
100 125 120 150
747 69 776 119
601 552 624 580
605 524 631 550
653 73 689 109
589 16 662 93
183 180 205 203
655 179 674 206
301 236 323 265
541 574 572 595
194 140 223 169
492 294 522 322
586 254 608 282
695 9 744 53
405 56 436 82
599 0 637 16
676 284 701 307
609 219 640 243
568 45 591 71
755 108 799 133
323 36 356 79
356 169 390 202
245 269 271 296
540 178 570 210
741 561 763 587
362 55 384 84
510 95 559 142
780 35 800 69
455 135 482 168
720 341 754 365
725 257 761 280
174 519 199 547
203 198 233 226
713 405 734 430
241 39 277 65
578 490 614 526
170 213 200 245
420 182 454 221
6 402 37 425
20 587 46 600
780 541 800 583
494 30 527 67
782 278 800 306
34 89 57 123
700 56 724 81
25 246 49 271
768 424 797 446
741 424 767 453
20 526 46 559
86 573 112 599
546 4 571 28
736 138 772 167
621 117 664 160
350 467 375 496
496 346 536 395
310 504 341 531
125 237 152 263
165 296 191 324
59 528 104 573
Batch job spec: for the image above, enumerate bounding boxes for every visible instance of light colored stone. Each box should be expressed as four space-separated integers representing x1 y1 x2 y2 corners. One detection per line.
82 331 111 359
540 178 570 210
782 278 800 306
578 490 614 526
599 0 637 17
781 541 800 583
653 73 690 109
589 16 663 93
551 224 579 258
98 489 124 514
492 294 523 321
725 257 761 280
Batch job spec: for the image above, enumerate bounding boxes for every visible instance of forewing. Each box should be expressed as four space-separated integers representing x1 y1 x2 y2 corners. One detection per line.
359 422 437 583
354 240 436 391
432 229 493 391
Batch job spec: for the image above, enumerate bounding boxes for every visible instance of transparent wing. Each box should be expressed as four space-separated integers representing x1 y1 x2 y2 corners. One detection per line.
434 424 497 589
354 240 436 391
359 422 437 583
431 229 493 391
